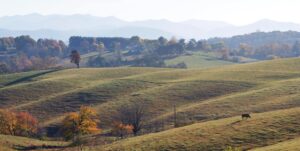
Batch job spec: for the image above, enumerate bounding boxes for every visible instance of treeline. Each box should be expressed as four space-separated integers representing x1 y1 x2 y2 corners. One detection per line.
72 31 300 67
69 36 209 55
0 36 67 56
2 31 300 73
0 36 67 73
72 36 208 68
208 31 300 60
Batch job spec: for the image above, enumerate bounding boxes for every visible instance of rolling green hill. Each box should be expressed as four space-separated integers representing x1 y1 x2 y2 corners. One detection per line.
165 51 236 68
1 58 300 150
100 107 300 151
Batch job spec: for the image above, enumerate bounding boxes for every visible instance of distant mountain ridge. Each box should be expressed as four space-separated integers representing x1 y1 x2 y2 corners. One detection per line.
1 14 300 40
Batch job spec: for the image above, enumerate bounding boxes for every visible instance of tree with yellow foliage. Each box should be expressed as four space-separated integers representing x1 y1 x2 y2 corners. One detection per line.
61 106 100 141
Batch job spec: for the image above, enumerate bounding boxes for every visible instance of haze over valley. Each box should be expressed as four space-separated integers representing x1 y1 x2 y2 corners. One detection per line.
2 14 300 40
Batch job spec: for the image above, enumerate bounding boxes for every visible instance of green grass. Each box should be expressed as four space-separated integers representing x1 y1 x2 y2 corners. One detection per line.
0 70 50 87
0 135 68 151
250 137 300 151
1 58 300 150
99 107 300 151
165 51 235 68
1 58 300 127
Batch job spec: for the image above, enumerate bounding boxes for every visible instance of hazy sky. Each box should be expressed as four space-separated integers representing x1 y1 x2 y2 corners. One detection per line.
0 0 299 25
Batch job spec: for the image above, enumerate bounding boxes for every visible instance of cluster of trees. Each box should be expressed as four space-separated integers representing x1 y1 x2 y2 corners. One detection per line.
78 33 297 67
61 104 146 141
209 31 300 49
3 31 300 73
0 54 59 72
0 103 201 149
208 31 300 61
0 105 138 148
233 41 300 59
86 36 201 68
0 36 67 73
69 37 125 54
69 36 180 54
0 36 67 57
59 104 145 149
0 110 38 137
69 36 209 56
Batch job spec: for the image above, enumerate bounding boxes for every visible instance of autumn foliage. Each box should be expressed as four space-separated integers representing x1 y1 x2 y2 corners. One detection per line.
70 50 81 68
62 106 100 141
16 112 39 136
111 122 133 138
0 110 38 136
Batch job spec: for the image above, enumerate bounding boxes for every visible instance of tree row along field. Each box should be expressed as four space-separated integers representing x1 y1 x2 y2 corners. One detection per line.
2 31 300 74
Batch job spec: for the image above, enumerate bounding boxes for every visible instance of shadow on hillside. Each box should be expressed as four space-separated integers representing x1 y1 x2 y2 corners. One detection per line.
4 69 61 87
231 120 242 125
13 144 66 151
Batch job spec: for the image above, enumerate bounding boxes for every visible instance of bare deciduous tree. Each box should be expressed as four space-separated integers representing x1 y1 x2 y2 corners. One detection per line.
115 102 146 136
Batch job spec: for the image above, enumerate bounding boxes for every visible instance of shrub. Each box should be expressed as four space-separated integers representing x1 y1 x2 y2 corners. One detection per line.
111 122 133 138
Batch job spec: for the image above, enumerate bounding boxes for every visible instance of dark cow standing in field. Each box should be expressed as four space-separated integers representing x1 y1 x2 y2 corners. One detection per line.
241 113 251 119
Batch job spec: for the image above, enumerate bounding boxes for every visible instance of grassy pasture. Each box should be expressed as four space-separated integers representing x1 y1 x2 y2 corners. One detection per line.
2 58 300 127
1 58 300 150
0 135 68 151
250 137 300 151
100 107 300 151
165 51 235 68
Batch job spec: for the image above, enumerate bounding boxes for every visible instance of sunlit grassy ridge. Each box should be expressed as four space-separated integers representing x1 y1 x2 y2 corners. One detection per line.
1 58 300 150
165 51 235 68
100 107 300 151
0 66 255 126
2 58 300 126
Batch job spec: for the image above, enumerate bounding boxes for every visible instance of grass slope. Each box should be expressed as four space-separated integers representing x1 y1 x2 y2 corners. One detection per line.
0 135 68 151
165 51 235 68
0 70 51 87
250 137 300 151
100 107 300 151
1 58 300 127
1 58 300 150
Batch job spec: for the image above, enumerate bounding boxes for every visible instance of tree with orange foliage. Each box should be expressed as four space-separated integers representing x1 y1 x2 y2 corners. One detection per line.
0 110 38 137
62 106 100 141
111 122 133 138
0 110 17 135
16 112 38 136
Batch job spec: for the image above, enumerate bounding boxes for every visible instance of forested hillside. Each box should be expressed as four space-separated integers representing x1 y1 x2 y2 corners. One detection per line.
1 31 300 74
